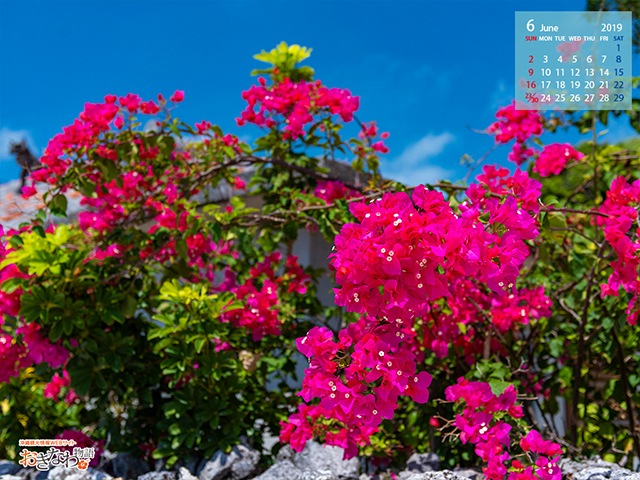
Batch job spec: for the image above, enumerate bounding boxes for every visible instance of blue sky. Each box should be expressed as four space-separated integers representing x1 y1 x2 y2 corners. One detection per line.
1 0 638 185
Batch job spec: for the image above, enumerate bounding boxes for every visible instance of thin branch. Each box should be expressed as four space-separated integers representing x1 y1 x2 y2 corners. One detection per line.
102 238 173 284
570 240 607 448
462 143 501 184
613 327 640 461
548 227 602 247
553 293 582 322
564 176 593 207
540 207 609 218
250 155 365 192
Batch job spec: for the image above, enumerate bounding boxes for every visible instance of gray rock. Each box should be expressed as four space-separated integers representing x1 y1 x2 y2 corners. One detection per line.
137 472 176 480
0 476 23 480
229 446 260 480
170 455 201 476
110 453 150 480
196 445 260 480
152 459 165 473
13 469 49 480
0 461 21 476
176 467 198 480
183 456 200 476
400 473 470 480
399 452 442 478
274 446 294 463
250 459 303 480
560 456 640 480
47 466 113 480
451 468 484 480
406 453 440 473
371 474 398 480
11 466 30 478
253 440 357 480
291 441 359 480
262 432 280 455
298 472 337 480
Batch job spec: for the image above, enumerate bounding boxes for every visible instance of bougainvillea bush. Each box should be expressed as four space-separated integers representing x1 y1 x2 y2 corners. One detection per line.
2 42 640 478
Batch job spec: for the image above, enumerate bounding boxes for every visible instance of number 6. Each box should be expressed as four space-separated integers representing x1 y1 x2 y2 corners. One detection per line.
527 19 535 31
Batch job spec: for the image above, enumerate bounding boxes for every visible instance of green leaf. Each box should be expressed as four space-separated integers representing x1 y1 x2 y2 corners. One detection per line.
62 317 74 336
9 235 23 247
185 431 197 448
95 373 108 391
152 448 173 459
49 321 63 343
32 225 46 238
122 295 137 319
488 379 511 396
1 277 23 294
549 338 563 358
51 194 68 217
194 337 206 354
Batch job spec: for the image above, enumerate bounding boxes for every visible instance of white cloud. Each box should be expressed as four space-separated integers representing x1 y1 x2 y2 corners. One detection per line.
382 132 456 185
0 128 39 162
489 79 514 112
143 119 160 133
388 164 455 186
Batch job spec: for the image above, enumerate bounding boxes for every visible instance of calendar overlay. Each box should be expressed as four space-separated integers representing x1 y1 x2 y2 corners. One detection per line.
516 11 631 110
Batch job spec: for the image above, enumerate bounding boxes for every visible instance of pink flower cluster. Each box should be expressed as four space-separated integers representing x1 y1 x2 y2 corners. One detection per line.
224 276 280 341
279 403 379 460
0 263 29 318
0 323 69 383
314 181 361 204
280 173 542 455
55 430 104 467
2 231 69 367
281 319 431 459
331 172 541 320
1 228 73 384
487 102 543 167
423 274 552 363
23 92 199 242
476 165 512 194
516 430 563 480
490 286 552 333
237 77 360 140
86 244 126 264
358 121 390 154
221 253 311 341
280 171 543 457
78 160 192 235
598 176 640 325
44 369 78 404
533 143 584 177
446 378 562 480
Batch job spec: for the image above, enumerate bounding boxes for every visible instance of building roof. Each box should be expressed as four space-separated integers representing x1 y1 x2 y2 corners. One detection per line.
0 179 84 232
